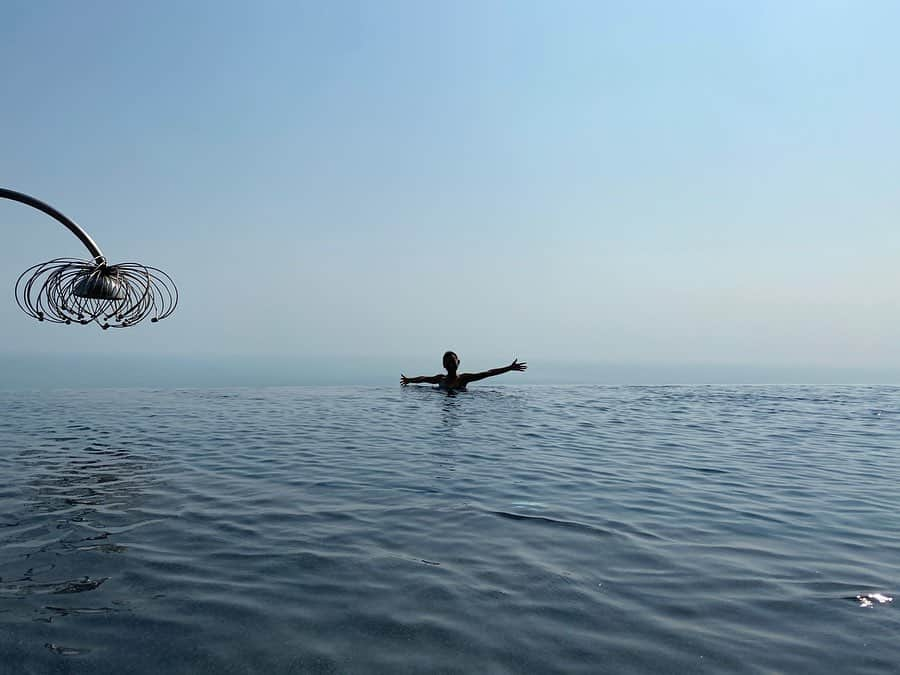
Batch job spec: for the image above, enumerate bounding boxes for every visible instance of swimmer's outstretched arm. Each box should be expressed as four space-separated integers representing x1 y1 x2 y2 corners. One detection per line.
401 374 442 386
459 359 527 385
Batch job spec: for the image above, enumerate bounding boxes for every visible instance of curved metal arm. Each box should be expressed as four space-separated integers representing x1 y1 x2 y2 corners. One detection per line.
0 187 105 263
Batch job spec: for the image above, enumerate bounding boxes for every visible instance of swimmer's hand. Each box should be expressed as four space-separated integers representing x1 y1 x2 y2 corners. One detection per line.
509 359 527 372
400 374 410 386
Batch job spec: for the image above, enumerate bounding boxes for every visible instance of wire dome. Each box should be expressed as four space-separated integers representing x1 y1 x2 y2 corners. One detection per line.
15 257 178 329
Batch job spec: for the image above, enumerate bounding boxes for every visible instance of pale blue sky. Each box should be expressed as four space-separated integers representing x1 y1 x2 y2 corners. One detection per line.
1 1 898 383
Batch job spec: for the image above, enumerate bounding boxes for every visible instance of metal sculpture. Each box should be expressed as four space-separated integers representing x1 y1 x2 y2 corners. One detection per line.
1 188 177 329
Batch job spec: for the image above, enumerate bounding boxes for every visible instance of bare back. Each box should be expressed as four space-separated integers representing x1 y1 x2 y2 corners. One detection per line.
436 373 467 391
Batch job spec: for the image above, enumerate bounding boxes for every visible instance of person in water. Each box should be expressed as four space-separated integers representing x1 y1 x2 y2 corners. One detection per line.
401 351 527 390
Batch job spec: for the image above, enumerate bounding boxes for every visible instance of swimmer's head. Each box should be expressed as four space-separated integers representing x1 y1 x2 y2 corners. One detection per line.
443 351 459 371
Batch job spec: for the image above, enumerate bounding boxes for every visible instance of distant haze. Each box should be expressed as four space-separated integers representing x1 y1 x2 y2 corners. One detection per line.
2 2 898 383
1 353 898 390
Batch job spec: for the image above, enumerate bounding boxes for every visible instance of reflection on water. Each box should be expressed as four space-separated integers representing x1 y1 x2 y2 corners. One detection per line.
1 433 157 628
439 390 462 432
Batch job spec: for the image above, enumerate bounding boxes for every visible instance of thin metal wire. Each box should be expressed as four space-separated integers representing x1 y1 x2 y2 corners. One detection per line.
15 258 178 329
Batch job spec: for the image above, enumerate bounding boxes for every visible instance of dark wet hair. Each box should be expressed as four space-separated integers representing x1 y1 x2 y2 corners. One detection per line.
443 351 458 371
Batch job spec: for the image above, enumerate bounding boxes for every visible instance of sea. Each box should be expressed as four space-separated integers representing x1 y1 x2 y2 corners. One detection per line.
1 384 898 674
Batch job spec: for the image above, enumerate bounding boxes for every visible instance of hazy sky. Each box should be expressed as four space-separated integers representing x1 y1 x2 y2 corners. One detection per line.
1 1 898 380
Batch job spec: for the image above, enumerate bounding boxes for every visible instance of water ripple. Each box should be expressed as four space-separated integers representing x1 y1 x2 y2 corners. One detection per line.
1 385 899 673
